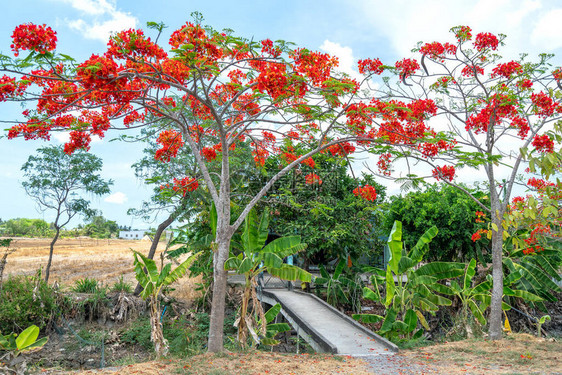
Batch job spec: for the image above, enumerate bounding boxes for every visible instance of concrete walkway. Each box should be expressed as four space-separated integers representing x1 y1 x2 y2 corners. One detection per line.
258 289 397 356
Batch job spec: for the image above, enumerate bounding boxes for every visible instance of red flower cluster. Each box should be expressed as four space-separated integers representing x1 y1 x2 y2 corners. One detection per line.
328 142 356 157
553 67 562 81
304 173 322 185
531 134 554 153
200 147 217 161
473 32 499 51
431 76 456 89
465 94 518 134
64 131 91 154
358 58 384 75
301 157 315 168
291 48 338 87
454 26 472 42
516 79 533 90
432 165 455 181
0 75 27 102
510 116 530 139
475 211 486 223
161 176 198 196
530 92 559 117
353 185 377 201
155 130 184 162
527 177 555 190
461 65 484 77
491 61 523 78
377 153 392 176
106 29 166 60
395 58 419 79
260 39 282 58
11 23 57 56
471 229 488 242
419 42 456 59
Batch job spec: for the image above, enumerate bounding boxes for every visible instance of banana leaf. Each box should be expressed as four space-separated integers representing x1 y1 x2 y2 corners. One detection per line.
387 221 403 274
408 226 438 263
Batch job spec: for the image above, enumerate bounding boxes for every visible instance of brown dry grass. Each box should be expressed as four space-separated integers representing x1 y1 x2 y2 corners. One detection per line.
2 237 202 303
402 333 562 374
52 352 373 375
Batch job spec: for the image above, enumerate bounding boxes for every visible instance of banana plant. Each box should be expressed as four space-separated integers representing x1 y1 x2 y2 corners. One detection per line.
255 303 291 346
224 208 311 348
314 258 362 312
0 325 48 375
133 250 200 357
354 221 465 341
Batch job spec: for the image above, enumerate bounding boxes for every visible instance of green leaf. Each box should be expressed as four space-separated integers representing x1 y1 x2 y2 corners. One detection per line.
468 299 487 325
238 257 254 275
431 283 455 296
414 262 465 280
415 310 429 330
404 309 418 333
352 314 384 324
379 308 397 334
264 303 282 324
387 221 403 274
263 252 284 269
362 286 380 302
269 264 311 282
15 325 40 351
385 266 395 307
408 226 438 263
163 251 201 285
262 236 306 258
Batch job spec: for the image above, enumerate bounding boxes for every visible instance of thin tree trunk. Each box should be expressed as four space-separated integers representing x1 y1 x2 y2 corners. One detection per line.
207 236 230 352
133 213 176 296
44 227 60 283
489 228 504 340
150 295 168 357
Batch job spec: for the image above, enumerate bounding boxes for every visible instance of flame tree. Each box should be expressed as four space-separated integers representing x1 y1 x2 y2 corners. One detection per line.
359 26 561 339
1 18 447 351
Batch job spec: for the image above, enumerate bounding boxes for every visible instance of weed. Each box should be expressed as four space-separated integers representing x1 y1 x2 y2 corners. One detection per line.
72 277 101 293
110 276 132 293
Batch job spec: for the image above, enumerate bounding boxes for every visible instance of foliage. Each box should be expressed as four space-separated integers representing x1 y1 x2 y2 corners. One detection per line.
110 276 133 294
254 152 386 264
383 184 489 262
224 209 310 347
133 250 200 357
0 274 62 333
0 218 51 237
354 221 464 342
20 145 112 282
314 259 363 312
80 215 119 238
71 277 103 294
0 325 48 375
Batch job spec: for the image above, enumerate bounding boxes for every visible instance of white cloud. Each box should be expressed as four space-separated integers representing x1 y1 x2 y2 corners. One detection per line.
531 8 562 51
320 40 362 81
355 0 559 60
104 191 127 204
55 0 138 42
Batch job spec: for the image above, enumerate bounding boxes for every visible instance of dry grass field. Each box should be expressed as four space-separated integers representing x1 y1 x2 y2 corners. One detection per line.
2 237 202 302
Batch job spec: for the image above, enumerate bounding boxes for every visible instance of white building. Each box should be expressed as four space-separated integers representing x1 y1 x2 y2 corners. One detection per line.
118 230 145 240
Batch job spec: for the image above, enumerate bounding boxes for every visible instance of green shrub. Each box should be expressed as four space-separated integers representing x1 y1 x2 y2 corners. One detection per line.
72 277 102 293
110 276 132 294
0 275 62 333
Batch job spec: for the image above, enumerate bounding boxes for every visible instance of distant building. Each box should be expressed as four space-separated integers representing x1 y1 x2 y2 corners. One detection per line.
118 230 145 240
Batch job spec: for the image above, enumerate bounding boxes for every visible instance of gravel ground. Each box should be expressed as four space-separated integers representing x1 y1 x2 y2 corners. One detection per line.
358 353 440 374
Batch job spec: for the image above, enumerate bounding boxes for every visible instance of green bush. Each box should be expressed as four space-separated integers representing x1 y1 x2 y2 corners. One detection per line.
72 277 102 293
110 276 132 294
0 275 62 333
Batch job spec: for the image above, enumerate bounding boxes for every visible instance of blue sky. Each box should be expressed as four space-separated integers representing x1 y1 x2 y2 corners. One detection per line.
1 0 561 228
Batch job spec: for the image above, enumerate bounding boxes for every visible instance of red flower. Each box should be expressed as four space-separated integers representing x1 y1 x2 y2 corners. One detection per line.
170 176 198 195
395 58 419 79
155 129 184 162
491 61 523 78
358 58 384 75
454 26 472 42
304 173 322 185
531 92 558 117
461 65 484 77
353 185 377 201
11 23 57 56
432 165 455 181
301 157 315 168
531 134 554 153
201 147 217 161
473 32 499 51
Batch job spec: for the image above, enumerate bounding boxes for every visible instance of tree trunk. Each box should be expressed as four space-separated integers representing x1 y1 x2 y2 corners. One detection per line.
44 227 60 283
489 227 504 340
150 295 168 357
207 236 231 352
133 213 175 296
